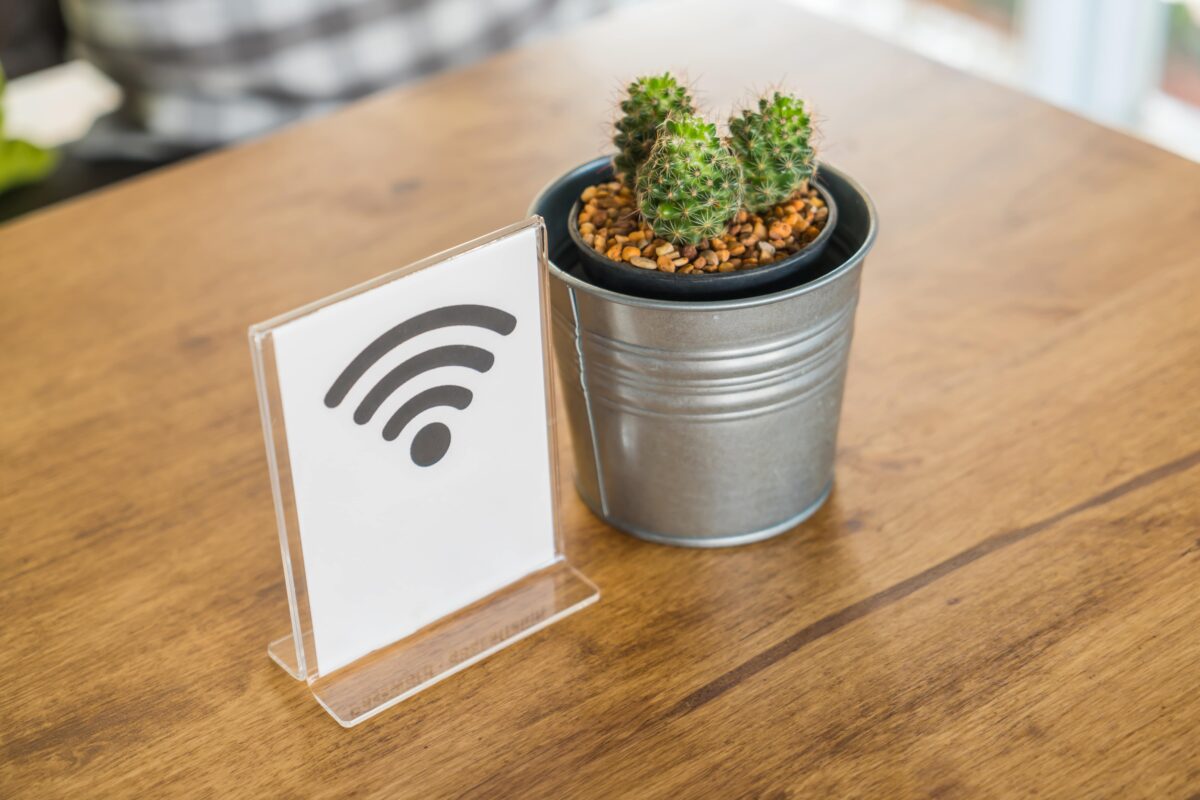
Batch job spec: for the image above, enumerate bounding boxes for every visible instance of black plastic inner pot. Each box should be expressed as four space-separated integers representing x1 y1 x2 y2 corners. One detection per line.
539 156 847 302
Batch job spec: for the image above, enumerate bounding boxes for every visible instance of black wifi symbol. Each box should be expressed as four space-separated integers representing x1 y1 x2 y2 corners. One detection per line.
324 304 517 467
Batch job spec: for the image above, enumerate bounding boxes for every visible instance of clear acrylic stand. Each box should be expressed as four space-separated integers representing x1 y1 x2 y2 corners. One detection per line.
249 218 598 727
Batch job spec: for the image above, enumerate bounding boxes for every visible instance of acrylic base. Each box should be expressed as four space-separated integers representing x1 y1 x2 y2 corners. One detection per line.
269 560 598 727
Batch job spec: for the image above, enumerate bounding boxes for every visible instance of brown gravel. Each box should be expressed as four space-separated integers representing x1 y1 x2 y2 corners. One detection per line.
575 181 829 274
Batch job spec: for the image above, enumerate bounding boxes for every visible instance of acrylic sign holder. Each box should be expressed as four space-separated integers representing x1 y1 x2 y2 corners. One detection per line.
249 218 598 727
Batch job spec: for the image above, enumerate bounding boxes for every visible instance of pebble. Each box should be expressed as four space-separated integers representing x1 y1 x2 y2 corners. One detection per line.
575 179 828 275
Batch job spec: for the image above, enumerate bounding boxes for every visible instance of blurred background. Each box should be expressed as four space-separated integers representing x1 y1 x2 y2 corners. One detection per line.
792 0 1200 161
1 0 1198 222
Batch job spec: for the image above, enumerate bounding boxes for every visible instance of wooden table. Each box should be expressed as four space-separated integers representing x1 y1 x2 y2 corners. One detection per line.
4 3 1199 796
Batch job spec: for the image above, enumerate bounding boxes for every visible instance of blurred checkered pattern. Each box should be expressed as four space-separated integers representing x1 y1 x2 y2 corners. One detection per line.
62 0 613 158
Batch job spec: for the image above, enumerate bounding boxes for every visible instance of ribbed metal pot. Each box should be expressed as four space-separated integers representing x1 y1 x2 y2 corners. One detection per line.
531 159 878 547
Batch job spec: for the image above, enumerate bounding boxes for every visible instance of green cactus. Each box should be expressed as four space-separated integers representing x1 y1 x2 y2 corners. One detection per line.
728 92 814 213
635 113 743 246
612 73 695 188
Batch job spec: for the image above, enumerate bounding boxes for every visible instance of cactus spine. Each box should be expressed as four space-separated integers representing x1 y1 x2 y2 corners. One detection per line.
635 113 743 246
728 92 814 213
613 73 695 188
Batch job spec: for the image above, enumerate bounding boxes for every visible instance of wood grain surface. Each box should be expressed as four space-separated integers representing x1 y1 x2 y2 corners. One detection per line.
3 2 1200 797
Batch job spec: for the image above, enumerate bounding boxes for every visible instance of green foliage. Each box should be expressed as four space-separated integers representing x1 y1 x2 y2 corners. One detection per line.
728 92 814 213
635 113 743 246
613 73 695 188
0 139 58 193
0 63 59 195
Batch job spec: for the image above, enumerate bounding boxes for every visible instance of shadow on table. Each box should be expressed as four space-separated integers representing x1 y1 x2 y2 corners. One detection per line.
0 152 183 225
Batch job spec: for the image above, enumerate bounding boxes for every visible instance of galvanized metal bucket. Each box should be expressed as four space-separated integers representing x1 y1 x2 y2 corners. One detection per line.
531 158 878 547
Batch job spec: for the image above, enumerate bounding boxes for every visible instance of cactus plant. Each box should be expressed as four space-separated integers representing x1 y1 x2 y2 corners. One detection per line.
612 73 695 188
571 78 830 276
728 92 814 213
635 113 743 246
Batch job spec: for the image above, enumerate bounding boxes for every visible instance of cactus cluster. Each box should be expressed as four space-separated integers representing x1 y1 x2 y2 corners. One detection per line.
612 73 695 188
729 92 814 213
635 115 743 246
610 74 818 248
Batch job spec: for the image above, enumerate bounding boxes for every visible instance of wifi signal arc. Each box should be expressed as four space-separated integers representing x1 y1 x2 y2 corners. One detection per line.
382 385 474 442
352 344 494 425
324 304 516 409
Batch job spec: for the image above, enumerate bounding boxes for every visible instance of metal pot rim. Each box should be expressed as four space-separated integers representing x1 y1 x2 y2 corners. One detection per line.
529 158 878 312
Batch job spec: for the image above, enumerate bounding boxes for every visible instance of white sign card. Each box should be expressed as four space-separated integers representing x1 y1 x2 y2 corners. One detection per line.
250 220 593 702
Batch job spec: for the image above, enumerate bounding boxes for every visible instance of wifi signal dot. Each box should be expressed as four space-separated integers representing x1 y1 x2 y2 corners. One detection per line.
411 422 452 467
